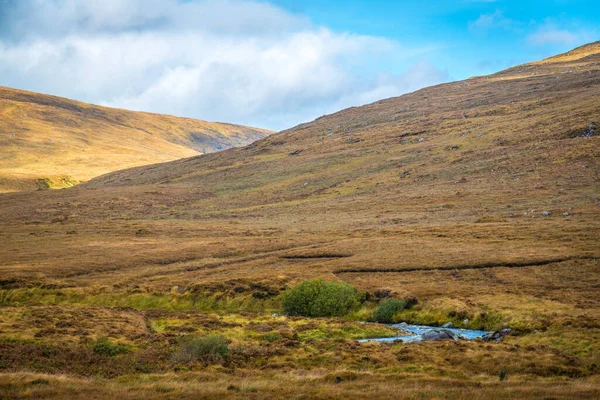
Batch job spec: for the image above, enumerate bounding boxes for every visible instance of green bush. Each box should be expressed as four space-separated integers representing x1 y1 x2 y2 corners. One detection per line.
173 334 230 364
373 299 407 323
499 367 508 382
262 332 284 343
92 337 129 356
281 279 363 317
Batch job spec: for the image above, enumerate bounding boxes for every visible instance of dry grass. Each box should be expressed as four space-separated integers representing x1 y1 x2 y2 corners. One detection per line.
0 86 271 192
0 43 599 398
0 371 599 399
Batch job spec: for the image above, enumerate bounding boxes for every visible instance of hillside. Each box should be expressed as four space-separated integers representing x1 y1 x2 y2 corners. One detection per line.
84 42 599 226
0 86 271 192
0 43 599 398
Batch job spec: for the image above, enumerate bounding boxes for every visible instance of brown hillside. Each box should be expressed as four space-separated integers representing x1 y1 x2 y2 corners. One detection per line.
83 41 599 224
1 41 598 287
0 43 599 398
0 86 271 192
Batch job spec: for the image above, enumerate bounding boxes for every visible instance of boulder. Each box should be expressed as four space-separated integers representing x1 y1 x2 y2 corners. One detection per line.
395 322 409 329
482 331 501 342
482 329 512 342
581 122 596 137
500 328 513 336
421 329 460 341
441 322 454 328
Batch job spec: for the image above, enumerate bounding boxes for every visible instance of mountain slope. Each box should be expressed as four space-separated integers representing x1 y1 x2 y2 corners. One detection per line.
86 42 599 218
0 43 599 398
0 86 272 192
0 42 597 278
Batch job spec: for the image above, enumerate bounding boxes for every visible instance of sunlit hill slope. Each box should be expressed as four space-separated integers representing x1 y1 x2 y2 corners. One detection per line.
0 86 272 192
0 43 599 399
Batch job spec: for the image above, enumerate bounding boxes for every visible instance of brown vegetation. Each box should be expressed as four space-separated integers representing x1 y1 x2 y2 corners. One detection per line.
0 86 271 192
0 42 599 398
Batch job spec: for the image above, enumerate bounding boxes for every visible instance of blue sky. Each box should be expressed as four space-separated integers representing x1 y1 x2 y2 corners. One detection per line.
0 0 597 130
272 0 599 79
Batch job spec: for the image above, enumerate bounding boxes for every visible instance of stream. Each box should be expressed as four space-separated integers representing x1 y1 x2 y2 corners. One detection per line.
359 323 490 343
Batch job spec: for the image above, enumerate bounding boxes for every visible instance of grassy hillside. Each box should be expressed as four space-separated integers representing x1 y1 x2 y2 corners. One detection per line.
0 86 271 192
0 43 599 399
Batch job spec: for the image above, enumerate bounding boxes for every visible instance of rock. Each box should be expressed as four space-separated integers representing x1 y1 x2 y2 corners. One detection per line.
482 329 512 342
421 329 460 341
482 331 501 342
441 322 454 328
580 122 596 137
563 212 570 217
542 211 550 216
418 137 425 142
463 319 470 325
500 328 513 336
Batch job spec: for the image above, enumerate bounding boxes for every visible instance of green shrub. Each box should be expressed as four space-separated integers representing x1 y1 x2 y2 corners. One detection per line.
373 299 406 323
499 367 508 381
281 279 363 317
92 337 129 356
173 334 230 364
262 332 284 343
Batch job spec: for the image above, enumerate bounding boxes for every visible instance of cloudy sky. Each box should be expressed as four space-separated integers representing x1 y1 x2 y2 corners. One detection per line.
0 0 597 131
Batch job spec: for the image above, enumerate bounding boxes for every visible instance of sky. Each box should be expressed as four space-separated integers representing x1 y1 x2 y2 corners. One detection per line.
0 0 598 131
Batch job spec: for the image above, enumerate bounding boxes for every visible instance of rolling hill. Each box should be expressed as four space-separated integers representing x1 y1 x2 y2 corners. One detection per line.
0 86 272 192
0 43 599 398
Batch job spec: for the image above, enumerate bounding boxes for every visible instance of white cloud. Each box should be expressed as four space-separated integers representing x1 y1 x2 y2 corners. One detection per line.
526 22 595 47
528 29 577 46
0 0 447 130
468 11 519 33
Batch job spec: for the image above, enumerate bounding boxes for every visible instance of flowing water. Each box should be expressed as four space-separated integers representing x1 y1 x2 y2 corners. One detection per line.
359 323 490 343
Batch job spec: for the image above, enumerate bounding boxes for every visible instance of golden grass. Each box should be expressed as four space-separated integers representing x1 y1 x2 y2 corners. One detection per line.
0 43 599 398
0 86 271 192
1 371 599 399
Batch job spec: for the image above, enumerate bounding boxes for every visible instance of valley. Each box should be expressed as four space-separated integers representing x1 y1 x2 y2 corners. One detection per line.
0 43 599 399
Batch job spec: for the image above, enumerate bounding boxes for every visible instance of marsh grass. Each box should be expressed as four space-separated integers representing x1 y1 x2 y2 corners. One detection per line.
1 44 600 399
0 288 280 313
92 337 130 356
173 335 230 364
373 299 408 323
